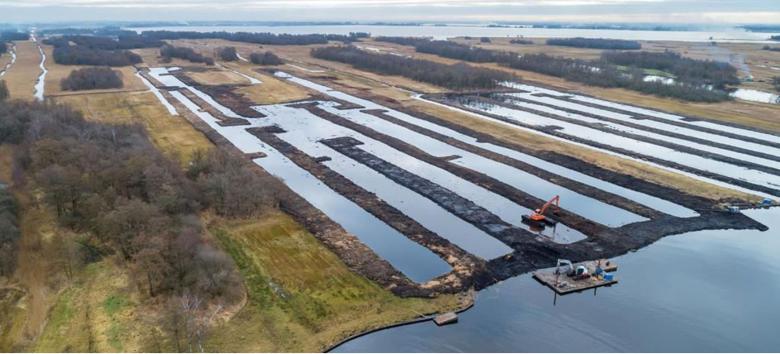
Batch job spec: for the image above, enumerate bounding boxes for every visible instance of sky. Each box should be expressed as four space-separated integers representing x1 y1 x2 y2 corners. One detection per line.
0 0 779 24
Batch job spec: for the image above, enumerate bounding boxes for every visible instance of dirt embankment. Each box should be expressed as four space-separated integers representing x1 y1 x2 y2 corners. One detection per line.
531 92 780 146
483 94 780 176
362 108 663 219
176 88 252 126
495 93 780 164
171 69 265 118
428 93 780 198
166 95 436 297
246 125 491 294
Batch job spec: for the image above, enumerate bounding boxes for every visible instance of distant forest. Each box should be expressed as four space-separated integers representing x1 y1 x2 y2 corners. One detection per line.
61 67 123 91
546 37 642 50
372 36 735 102
160 44 215 65
44 35 148 66
0 31 29 41
218 46 239 61
250 51 283 65
311 45 515 90
141 30 367 45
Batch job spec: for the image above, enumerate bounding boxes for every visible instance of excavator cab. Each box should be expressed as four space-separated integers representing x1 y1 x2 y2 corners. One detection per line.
521 195 560 228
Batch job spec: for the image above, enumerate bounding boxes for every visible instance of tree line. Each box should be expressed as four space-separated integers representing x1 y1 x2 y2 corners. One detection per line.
601 50 739 89
763 45 780 52
0 187 18 278
250 51 283 65
160 44 215 65
218 47 239 61
45 35 144 66
311 45 515 90
373 36 735 102
0 31 29 41
141 30 365 45
546 37 642 50
0 98 281 347
44 34 163 50
61 67 123 91
504 53 731 102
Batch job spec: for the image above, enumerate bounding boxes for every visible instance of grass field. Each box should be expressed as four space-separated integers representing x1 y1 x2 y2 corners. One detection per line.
2 41 40 100
205 212 462 352
363 39 780 134
33 261 163 352
54 91 213 163
187 69 252 86
42 46 147 97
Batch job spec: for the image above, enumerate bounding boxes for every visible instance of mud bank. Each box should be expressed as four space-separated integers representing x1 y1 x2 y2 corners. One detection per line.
177 88 251 126
480 95 780 176
427 94 780 198
171 69 265 118
362 109 664 220
166 96 441 296
247 126 491 294
292 103 605 237
496 94 780 164
549 93 780 147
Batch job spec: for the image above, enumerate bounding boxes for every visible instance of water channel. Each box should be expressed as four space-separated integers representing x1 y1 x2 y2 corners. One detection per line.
334 207 780 352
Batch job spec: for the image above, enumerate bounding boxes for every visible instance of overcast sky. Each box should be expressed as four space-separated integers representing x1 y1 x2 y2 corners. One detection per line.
1 0 779 24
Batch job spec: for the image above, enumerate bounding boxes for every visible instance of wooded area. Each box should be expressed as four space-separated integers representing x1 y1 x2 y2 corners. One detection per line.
0 31 29 41
60 67 124 91
374 36 735 102
546 37 642 50
218 47 239 61
0 98 282 348
160 45 215 65
249 51 283 65
141 30 364 45
311 45 515 90
601 50 739 89
0 186 18 278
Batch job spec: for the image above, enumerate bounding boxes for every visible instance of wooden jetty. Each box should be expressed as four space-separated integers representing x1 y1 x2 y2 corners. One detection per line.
533 259 618 295
433 312 458 326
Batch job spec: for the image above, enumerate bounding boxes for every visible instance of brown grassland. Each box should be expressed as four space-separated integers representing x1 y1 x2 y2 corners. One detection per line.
2 41 41 100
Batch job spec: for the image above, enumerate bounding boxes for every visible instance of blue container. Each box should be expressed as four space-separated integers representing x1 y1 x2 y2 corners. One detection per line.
603 273 614 281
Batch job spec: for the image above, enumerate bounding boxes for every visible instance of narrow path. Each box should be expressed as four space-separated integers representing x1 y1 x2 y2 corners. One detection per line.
31 31 47 101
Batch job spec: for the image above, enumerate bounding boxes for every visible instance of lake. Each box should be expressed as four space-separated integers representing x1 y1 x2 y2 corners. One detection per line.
127 24 780 43
333 207 780 352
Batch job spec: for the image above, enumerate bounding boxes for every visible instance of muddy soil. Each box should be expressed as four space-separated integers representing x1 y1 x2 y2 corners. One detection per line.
164 92 430 297
362 109 663 219
493 94 780 163
177 89 251 126
427 93 780 198
171 69 266 118
246 126 492 294
533 93 780 148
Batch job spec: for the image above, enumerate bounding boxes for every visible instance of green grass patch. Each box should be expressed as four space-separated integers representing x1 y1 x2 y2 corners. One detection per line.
205 212 461 352
102 294 129 316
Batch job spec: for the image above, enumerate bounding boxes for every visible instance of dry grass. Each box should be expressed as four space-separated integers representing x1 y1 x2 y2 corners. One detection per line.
33 260 163 352
42 46 147 97
205 212 462 352
364 39 780 134
2 41 40 100
234 69 312 104
404 98 760 202
54 91 213 163
187 69 251 86
277 51 759 202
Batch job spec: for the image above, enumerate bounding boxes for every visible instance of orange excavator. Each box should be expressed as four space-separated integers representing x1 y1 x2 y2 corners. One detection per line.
521 195 560 227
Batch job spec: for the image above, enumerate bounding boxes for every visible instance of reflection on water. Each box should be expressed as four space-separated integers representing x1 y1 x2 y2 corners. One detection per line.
334 208 780 352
